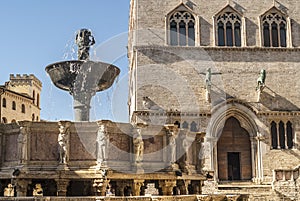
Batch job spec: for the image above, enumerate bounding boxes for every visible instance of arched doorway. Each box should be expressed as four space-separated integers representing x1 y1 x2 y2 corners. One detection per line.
217 117 252 181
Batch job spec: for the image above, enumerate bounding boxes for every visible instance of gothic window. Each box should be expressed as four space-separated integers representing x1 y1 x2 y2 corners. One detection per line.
174 121 180 128
286 121 293 149
12 101 16 110
270 121 294 150
271 121 277 149
2 98 6 108
182 121 189 129
37 93 40 107
190 121 197 132
32 114 35 121
261 11 287 47
21 104 26 113
169 11 195 46
279 121 285 149
33 90 35 104
216 11 242 46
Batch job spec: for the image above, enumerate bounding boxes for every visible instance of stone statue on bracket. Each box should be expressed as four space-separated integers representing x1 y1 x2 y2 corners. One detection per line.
96 124 109 166
58 121 71 164
256 69 266 91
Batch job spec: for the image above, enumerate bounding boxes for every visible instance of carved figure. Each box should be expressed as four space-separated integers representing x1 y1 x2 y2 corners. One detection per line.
256 69 266 91
17 126 27 163
142 96 163 111
182 136 190 163
169 132 177 164
58 122 70 164
133 129 144 162
33 184 43 196
75 28 95 60
97 124 109 165
4 184 14 197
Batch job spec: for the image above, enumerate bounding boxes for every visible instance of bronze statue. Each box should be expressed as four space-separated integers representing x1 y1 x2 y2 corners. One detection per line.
75 29 95 60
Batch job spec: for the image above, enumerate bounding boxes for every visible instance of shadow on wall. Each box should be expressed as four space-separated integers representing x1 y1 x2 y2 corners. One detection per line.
200 17 212 46
291 19 300 47
245 18 258 47
260 87 300 111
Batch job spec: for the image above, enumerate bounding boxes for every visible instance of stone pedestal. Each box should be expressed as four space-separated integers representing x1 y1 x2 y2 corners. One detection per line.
159 180 176 195
133 162 144 173
55 179 69 196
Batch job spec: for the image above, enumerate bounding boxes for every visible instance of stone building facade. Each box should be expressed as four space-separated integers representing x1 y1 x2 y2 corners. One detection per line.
128 0 300 200
0 0 300 200
0 74 42 123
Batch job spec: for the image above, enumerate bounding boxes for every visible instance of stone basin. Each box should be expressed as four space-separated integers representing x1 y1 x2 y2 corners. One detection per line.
45 60 120 93
45 60 120 121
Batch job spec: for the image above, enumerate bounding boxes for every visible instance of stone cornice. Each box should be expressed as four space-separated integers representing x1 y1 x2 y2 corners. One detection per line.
134 45 300 52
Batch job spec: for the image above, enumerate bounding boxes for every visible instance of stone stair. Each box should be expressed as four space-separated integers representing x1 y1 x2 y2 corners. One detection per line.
216 181 274 200
262 149 300 181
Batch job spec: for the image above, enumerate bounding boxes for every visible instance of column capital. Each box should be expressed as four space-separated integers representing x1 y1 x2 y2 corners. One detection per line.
159 180 177 195
55 179 70 196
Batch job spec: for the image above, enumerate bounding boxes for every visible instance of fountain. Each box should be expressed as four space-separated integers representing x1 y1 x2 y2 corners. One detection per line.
45 29 120 121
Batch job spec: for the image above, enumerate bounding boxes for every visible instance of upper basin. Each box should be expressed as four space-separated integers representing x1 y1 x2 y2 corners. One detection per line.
45 60 120 93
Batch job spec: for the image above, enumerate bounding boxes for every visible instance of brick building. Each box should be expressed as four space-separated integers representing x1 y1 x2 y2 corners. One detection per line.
0 74 42 123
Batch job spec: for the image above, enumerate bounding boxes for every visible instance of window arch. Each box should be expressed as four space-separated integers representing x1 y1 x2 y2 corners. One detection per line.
11 119 16 123
270 120 294 150
32 114 35 121
174 121 180 128
286 121 293 149
271 121 277 149
21 104 26 113
182 121 189 129
12 101 16 110
2 117 7 123
33 90 35 104
169 11 195 46
261 9 287 47
37 93 40 107
190 121 198 132
216 10 242 46
2 98 6 108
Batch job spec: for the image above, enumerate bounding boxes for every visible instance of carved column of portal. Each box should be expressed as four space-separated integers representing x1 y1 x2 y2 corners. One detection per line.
55 179 70 196
159 180 177 195
132 179 144 196
16 179 31 197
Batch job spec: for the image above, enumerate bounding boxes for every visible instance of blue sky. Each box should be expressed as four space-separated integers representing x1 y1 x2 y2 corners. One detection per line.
0 1 130 122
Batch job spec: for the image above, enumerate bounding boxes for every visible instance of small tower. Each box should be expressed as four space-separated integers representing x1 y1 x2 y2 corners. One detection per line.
0 74 42 123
